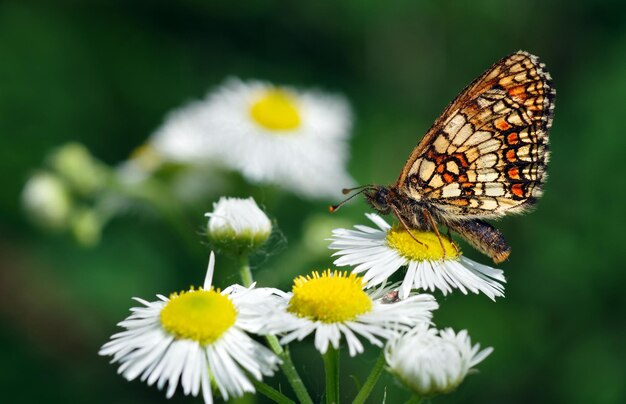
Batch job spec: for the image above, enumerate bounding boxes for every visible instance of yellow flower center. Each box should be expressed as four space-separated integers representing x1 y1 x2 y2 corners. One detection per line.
386 226 460 261
160 288 236 345
287 270 372 323
250 89 301 131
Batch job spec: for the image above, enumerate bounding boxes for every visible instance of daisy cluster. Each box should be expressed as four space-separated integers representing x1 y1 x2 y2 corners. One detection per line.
22 69 526 402
24 69 505 403
23 78 355 249
101 197 500 403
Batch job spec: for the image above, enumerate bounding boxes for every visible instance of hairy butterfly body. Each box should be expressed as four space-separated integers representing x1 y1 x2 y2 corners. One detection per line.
361 51 555 263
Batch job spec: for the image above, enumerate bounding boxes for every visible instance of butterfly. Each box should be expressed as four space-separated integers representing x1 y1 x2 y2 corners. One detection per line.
332 51 555 263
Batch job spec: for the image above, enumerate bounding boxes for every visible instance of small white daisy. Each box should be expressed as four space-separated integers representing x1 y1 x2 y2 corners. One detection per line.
205 196 272 255
264 269 437 357
148 78 355 199
99 252 281 404
385 325 493 396
328 213 506 300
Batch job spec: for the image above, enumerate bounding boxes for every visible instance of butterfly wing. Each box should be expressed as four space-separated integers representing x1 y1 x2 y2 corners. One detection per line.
397 51 555 219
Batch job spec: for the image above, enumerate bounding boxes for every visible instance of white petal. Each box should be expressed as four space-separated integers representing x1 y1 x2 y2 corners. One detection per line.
204 251 215 289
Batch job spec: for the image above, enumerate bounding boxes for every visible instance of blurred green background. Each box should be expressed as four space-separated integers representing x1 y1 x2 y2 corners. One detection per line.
2 0 625 403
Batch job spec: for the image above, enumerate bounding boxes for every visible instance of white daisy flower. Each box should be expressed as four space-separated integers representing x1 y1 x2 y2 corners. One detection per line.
385 325 493 396
99 252 281 404
264 269 437 357
149 78 355 199
205 196 272 255
329 214 506 301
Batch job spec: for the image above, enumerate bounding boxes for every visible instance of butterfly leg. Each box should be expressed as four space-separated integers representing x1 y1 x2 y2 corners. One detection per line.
445 226 461 255
421 209 447 259
391 205 427 248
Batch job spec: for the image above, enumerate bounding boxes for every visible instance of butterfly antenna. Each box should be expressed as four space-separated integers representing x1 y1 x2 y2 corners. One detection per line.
341 184 371 195
329 186 372 213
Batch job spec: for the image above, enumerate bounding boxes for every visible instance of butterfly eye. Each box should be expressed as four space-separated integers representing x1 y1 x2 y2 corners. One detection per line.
376 189 388 206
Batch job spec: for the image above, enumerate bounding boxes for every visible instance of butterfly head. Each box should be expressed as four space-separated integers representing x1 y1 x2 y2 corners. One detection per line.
364 186 392 215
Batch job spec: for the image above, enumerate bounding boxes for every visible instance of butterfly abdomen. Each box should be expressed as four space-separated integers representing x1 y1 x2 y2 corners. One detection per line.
448 219 511 264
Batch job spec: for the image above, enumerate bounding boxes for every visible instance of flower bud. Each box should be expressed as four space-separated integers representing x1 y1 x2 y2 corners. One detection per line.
206 197 271 255
385 326 493 396
49 143 107 196
70 209 102 247
22 172 72 230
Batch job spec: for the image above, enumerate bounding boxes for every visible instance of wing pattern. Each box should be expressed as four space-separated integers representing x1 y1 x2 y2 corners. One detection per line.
397 51 555 219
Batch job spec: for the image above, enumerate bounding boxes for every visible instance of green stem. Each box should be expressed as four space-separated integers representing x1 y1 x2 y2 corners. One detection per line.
352 350 386 404
273 343 314 404
237 256 313 404
265 334 284 354
238 255 254 287
323 347 340 404
404 395 422 404
252 379 295 404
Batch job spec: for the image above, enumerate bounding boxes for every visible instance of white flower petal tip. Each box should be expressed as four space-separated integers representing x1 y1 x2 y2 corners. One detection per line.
206 196 272 255
149 78 355 200
328 214 506 300
262 270 437 357
100 255 281 404
385 326 493 396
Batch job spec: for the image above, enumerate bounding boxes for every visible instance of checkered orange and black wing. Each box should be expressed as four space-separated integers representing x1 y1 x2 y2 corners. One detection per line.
397 51 556 220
